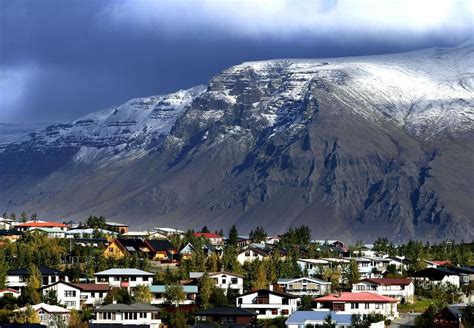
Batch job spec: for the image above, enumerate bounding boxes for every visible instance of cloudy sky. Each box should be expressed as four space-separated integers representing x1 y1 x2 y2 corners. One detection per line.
1 0 473 123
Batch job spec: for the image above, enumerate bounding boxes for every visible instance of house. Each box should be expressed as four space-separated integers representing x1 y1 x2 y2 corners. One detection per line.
285 310 354 328
277 277 331 297
412 267 466 287
432 303 471 328
105 221 129 234
425 260 451 268
345 257 390 277
236 287 300 319
0 217 16 230
7 266 68 290
91 303 161 328
145 239 179 262
352 278 414 303
14 221 68 232
191 271 244 294
195 307 257 327
0 229 22 243
41 281 110 310
193 232 224 245
297 258 350 277
237 246 272 264
65 228 118 239
153 227 185 237
386 256 407 272
179 242 223 259
0 288 20 298
94 268 154 288
149 285 198 305
27 227 66 238
314 292 399 319
103 238 151 259
14 303 70 327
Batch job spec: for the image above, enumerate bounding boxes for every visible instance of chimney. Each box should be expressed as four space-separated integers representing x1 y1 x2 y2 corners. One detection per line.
269 284 274 291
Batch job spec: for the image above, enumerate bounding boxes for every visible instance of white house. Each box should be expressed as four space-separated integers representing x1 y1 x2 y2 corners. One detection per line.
42 281 110 310
191 271 244 295
0 217 16 230
236 288 300 319
297 258 350 277
344 257 390 278
193 232 224 246
237 247 271 264
91 303 161 328
0 288 20 298
314 292 399 319
14 303 70 328
14 220 68 232
277 277 331 297
387 256 407 273
150 285 198 305
28 227 66 238
94 268 154 288
7 266 68 290
65 228 118 239
412 267 463 288
352 278 414 303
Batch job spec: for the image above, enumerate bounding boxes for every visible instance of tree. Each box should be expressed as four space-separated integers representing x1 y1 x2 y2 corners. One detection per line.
169 311 187 328
164 284 185 307
249 226 267 243
20 211 28 222
415 306 436 328
206 252 220 272
200 226 210 233
228 225 239 246
133 285 152 303
351 314 367 328
348 260 361 284
30 212 38 222
299 295 313 310
198 273 214 309
322 314 336 328
85 215 106 229
12 304 40 323
251 262 268 290
462 304 474 328
44 290 59 305
104 288 131 305
0 250 8 289
24 264 42 304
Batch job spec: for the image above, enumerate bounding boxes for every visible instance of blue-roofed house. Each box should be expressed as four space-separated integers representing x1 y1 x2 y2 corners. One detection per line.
150 285 198 305
285 310 353 328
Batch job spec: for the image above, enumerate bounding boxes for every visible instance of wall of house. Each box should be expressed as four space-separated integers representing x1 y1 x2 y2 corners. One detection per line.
42 284 80 310
95 275 152 288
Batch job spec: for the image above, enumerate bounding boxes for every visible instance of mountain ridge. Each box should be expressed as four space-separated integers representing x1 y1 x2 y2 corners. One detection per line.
0 43 472 242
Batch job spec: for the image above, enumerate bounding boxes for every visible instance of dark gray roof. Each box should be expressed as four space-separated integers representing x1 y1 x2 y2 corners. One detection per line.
8 266 66 276
94 303 160 312
197 307 256 317
0 229 22 236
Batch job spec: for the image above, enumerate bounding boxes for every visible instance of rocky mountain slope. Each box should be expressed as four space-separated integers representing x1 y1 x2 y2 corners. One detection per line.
0 43 472 242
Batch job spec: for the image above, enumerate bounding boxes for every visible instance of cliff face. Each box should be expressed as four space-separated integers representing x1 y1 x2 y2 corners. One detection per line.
0 44 472 241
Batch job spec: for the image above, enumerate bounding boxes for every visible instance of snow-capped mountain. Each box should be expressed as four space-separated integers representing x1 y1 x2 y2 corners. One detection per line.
0 43 472 241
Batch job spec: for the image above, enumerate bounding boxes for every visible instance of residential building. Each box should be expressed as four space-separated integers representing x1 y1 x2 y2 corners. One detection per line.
196 307 257 327
297 258 350 277
145 239 179 262
193 232 224 245
7 266 68 290
14 221 68 232
236 288 300 319
345 257 390 278
386 256 407 273
314 292 399 319
14 303 70 328
94 268 154 288
150 285 198 305
41 281 110 310
237 246 271 264
277 277 331 297
103 238 150 259
412 267 466 287
91 303 161 328
0 217 16 230
352 278 414 303
65 228 118 239
27 227 66 238
153 227 185 237
0 229 22 243
0 288 20 298
105 221 129 234
285 310 354 328
425 260 451 268
191 271 244 294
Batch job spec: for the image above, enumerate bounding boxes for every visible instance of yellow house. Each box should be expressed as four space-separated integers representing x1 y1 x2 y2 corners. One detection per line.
103 238 151 259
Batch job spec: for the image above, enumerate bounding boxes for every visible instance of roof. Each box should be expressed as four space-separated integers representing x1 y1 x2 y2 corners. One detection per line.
14 303 70 314
16 221 67 228
111 238 150 254
41 281 111 291
209 271 244 278
197 307 256 317
315 292 398 303
0 288 20 294
358 278 413 286
412 267 466 280
285 310 352 325
428 260 451 266
150 285 198 293
94 268 154 276
105 221 129 227
238 289 300 299
193 232 223 239
28 227 65 233
277 277 331 285
94 303 160 312
145 239 176 252
8 266 66 276
0 229 22 236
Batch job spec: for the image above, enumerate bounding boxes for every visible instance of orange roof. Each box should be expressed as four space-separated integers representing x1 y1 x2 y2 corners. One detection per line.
193 232 223 239
315 292 397 303
431 260 451 266
16 221 67 228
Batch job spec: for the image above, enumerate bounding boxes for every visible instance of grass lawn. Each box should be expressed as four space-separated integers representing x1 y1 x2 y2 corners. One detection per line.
398 298 433 313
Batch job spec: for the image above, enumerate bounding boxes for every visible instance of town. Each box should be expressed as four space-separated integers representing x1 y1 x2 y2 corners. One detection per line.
0 214 473 328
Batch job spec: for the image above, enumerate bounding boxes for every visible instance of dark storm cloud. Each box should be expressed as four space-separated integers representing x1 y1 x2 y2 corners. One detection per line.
0 0 472 123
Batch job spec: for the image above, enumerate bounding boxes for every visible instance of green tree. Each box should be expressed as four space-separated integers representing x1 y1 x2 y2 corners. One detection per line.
133 285 152 303
164 284 185 307
348 260 361 284
252 262 268 290
414 306 436 328
249 226 267 243
24 264 42 304
198 273 214 309
462 304 474 328
43 290 59 305
0 251 8 289
169 311 187 328
322 314 336 328
200 226 210 233
299 295 313 310
12 304 40 323
228 225 239 246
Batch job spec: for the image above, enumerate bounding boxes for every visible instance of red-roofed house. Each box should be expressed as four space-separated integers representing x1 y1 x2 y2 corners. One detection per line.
193 232 224 245
352 278 414 303
15 221 68 232
314 292 398 319
426 260 452 268
0 288 20 298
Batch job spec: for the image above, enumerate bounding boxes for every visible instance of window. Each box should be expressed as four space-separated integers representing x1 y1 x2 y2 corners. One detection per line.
281 309 289 315
365 302 369 309
109 247 113 252
282 298 289 305
271 309 278 315
351 302 357 309
238 298 242 305
114 277 119 281
222 278 227 284
65 290 76 297
65 301 76 307
231 278 238 284
245 251 251 257
131 277 136 281
375 303 380 309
